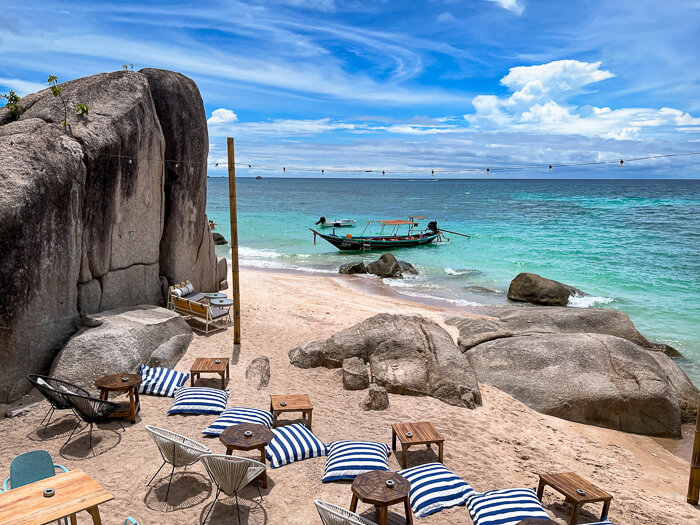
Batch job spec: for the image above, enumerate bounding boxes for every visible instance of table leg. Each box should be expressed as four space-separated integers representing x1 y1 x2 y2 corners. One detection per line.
128 387 136 423
438 441 444 463
134 387 140 413
350 494 358 512
99 389 108 401
85 505 103 525
307 409 312 430
220 371 225 390
378 505 388 525
226 362 230 378
391 428 396 451
536 478 546 501
570 503 580 525
191 373 196 387
259 447 268 489
601 499 611 519
404 498 414 524
402 445 408 468
69 513 77 525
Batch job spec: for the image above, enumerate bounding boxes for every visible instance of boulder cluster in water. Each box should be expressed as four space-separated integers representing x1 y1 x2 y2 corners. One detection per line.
339 252 418 279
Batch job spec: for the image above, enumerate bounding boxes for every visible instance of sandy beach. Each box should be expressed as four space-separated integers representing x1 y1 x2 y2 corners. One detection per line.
1 268 698 525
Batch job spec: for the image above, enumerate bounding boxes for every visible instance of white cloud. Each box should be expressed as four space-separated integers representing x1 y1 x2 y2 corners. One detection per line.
436 12 457 23
487 0 525 15
0 77 47 97
207 108 239 125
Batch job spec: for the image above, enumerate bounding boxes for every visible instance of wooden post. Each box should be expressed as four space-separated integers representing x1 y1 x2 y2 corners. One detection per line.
689 398 700 504
227 137 241 344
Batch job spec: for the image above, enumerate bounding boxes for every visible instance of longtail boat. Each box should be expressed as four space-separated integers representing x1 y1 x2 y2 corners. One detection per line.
310 216 445 251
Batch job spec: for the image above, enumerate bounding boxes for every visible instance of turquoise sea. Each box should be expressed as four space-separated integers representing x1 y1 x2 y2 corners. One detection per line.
207 177 700 386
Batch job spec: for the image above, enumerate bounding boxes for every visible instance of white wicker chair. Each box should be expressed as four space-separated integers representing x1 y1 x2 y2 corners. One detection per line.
314 500 378 525
145 425 211 501
200 454 266 524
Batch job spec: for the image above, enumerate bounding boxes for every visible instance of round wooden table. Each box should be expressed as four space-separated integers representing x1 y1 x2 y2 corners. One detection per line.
350 471 413 525
94 373 141 423
219 423 274 488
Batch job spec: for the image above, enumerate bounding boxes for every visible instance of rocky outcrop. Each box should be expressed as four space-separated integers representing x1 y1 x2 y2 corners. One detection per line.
366 253 402 278
398 261 418 275
289 314 481 408
466 333 690 437
362 384 389 411
141 69 218 292
446 308 697 436
50 305 192 392
342 357 369 390
507 272 584 306
339 261 367 274
0 69 218 403
213 232 228 245
245 356 271 390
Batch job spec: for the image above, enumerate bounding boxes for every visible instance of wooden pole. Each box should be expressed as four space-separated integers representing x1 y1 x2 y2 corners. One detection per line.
227 137 241 344
689 398 700 504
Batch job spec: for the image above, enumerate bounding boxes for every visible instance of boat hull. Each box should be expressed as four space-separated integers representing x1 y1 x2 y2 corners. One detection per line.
310 229 439 251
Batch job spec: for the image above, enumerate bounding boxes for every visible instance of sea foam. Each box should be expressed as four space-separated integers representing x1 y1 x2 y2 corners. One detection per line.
568 293 614 308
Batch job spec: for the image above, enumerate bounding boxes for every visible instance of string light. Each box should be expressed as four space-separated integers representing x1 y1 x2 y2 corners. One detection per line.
620 159 624 167
549 164 552 173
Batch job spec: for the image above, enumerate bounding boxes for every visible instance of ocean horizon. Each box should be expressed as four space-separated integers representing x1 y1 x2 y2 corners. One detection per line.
207 176 700 386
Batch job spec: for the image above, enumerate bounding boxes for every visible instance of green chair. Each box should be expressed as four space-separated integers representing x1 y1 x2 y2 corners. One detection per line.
4 450 70 525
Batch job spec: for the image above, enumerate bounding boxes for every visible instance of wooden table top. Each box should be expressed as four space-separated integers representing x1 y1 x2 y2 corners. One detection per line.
352 471 410 505
0 469 113 525
539 472 611 503
95 373 142 390
392 422 443 445
220 423 274 450
191 357 229 373
270 393 312 411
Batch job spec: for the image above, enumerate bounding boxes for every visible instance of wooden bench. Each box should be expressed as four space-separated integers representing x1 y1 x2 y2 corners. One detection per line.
172 296 228 335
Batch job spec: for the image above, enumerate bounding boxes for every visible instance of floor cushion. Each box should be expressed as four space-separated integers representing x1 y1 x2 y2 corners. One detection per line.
398 462 475 518
138 365 189 397
322 440 391 482
467 488 551 525
168 387 229 415
202 407 274 436
265 423 328 468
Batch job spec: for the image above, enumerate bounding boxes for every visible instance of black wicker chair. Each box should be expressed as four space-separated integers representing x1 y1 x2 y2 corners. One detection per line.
27 375 90 434
61 391 124 449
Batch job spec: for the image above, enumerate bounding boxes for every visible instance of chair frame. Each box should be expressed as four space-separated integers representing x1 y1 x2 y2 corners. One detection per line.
172 296 228 335
200 454 266 525
145 425 212 501
61 391 124 450
314 499 378 525
27 375 90 434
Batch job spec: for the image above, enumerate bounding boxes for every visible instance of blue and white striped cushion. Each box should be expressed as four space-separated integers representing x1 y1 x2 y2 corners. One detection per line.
322 441 390 482
398 462 475 518
467 488 551 525
587 521 614 525
138 365 189 397
168 387 229 415
265 423 329 468
202 407 274 436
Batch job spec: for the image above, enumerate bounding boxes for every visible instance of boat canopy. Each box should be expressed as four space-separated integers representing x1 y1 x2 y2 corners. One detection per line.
373 219 418 225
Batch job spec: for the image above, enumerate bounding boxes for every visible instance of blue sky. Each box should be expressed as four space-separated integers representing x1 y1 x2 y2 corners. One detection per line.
1 0 699 178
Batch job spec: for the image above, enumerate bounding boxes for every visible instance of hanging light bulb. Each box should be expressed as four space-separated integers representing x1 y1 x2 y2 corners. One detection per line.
248 164 252 169
549 164 552 173
620 159 624 167
128 159 132 165
382 170 385 177
175 163 179 168
283 167 286 172
486 168 490 175
215 162 219 167
431 169 434 176
322 169 325 175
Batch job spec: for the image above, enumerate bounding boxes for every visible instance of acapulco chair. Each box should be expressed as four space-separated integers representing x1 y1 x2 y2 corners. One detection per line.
27 375 90 434
314 499 378 525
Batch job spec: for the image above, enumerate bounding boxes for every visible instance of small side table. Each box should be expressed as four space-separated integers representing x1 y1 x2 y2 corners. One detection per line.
210 297 234 324
537 472 612 525
95 373 142 423
350 471 413 525
391 422 444 469
269 394 313 430
203 292 227 301
220 423 273 489
191 357 230 389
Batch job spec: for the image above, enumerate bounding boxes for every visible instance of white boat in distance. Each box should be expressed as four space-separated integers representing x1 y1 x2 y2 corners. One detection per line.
315 216 356 228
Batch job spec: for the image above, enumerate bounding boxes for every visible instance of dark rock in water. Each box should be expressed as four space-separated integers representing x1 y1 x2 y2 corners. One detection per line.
366 252 403 279
245 356 271 390
289 313 481 409
342 357 369 390
339 261 367 274
362 384 389 411
465 332 694 437
213 232 228 245
0 69 218 403
398 261 418 275
508 272 584 306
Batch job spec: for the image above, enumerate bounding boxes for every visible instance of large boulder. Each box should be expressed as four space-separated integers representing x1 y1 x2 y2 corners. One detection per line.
245 356 271 390
140 69 218 293
289 314 481 408
213 232 228 245
50 305 192 392
0 70 218 403
342 357 369 390
398 261 418 275
445 307 682 357
464 332 693 437
507 272 584 306
366 253 403 278
362 384 389 411
339 261 367 274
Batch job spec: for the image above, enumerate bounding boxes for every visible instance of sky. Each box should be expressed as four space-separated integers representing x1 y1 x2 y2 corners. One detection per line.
1 0 699 178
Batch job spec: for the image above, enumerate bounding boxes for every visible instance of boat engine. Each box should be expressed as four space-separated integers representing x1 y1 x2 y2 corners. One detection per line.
427 220 439 233
315 216 327 225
